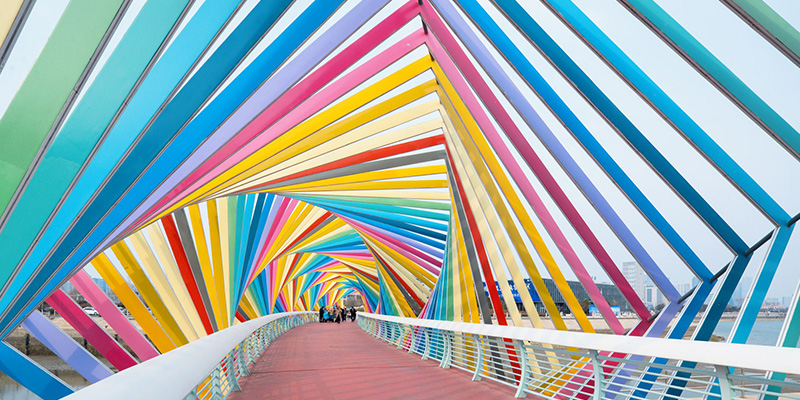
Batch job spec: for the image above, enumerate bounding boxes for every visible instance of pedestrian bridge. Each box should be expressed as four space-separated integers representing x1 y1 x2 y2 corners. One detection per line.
1 0 800 399
65 312 800 399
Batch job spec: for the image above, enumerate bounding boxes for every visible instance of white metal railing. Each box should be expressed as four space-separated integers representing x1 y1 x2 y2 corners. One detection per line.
65 312 316 400
358 313 800 400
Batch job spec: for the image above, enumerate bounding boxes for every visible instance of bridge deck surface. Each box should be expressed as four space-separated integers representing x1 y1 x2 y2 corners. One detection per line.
229 321 516 399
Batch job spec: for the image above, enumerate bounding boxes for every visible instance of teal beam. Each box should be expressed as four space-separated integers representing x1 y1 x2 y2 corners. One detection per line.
0 0 193 310
0 0 126 218
721 0 800 67
621 0 800 159
543 0 789 224
0 342 73 400
493 0 749 253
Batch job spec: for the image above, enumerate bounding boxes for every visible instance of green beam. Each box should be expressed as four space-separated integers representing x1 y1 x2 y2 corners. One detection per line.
0 0 126 217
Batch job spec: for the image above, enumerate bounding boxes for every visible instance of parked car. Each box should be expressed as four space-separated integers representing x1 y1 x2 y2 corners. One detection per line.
82 307 99 316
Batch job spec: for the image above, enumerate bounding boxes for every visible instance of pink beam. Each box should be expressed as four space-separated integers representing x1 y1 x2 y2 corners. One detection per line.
46 290 138 371
70 271 159 361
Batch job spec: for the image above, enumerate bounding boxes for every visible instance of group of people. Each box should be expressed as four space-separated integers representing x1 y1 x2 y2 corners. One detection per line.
318 304 356 323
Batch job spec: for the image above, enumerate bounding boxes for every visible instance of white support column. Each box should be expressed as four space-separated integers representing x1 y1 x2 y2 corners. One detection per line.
228 351 242 392
209 364 223 399
514 340 529 398
439 331 453 369
472 335 483 381
238 344 250 377
715 365 735 400
422 329 431 360
589 350 603 400
396 324 406 349
184 388 197 400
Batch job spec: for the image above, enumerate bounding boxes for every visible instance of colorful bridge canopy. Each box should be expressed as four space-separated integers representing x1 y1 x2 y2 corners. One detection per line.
0 0 798 398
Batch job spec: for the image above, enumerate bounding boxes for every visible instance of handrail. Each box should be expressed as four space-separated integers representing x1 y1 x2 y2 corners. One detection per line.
361 312 800 375
65 312 315 400
359 313 800 399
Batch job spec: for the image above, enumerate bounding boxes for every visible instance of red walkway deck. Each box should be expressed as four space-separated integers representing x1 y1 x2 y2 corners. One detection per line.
229 321 516 399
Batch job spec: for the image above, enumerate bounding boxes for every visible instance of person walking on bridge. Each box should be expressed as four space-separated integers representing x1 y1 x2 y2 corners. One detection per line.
349 307 356 322
318 307 325 323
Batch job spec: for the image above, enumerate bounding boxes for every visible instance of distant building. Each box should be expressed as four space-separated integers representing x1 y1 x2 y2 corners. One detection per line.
642 278 665 309
485 278 631 314
677 283 692 296
622 261 645 303
92 277 118 303
733 277 754 307
61 281 76 295
622 261 666 309
766 297 780 305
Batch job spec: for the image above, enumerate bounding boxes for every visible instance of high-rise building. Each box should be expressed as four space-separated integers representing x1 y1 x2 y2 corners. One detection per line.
622 261 646 303
733 276 754 307
677 283 691 296
645 286 655 305
92 277 119 303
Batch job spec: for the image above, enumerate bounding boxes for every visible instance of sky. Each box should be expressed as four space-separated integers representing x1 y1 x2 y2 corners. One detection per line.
0 0 798 301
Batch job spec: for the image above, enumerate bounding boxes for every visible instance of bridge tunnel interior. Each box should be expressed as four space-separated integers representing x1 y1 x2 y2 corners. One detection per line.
0 0 798 398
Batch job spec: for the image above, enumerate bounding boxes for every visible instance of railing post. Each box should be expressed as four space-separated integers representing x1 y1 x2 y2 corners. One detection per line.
422 328 431 360
184 388 198 400
396 324 406 349
472 335 483 381
237 345 250 378
714 365 735 400
408 327 416 353
210 364 223 399
246 336 255 365
514 340 529 398
439 331 452 369
228 350 242 392
268 324 274 343
589 350 603 400
242 337 249 365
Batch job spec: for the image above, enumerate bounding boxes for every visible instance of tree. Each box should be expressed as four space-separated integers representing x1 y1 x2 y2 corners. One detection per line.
581 299 593 314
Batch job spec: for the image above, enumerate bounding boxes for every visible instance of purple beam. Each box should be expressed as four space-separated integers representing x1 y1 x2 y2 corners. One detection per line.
21 310 113 383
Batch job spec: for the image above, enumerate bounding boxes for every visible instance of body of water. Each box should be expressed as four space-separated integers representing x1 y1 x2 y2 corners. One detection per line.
0 363 89 400
712 319 785 346
0 355 91 399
